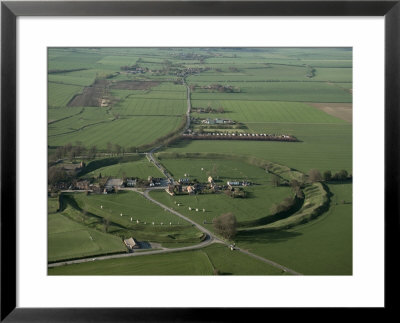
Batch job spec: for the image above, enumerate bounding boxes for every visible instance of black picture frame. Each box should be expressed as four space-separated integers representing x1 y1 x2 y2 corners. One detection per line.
1 0 399 321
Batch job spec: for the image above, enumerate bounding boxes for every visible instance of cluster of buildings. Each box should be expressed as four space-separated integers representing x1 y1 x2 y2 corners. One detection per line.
165 175 251 196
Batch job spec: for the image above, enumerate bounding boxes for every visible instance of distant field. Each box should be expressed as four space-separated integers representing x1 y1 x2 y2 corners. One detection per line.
235 183 353 275
165 123 352 174
113 98 186 116
191 100 347 124
48 114 183 150
48 69 98 87
48 106 83 123
48 83 83 108
190 82 352 103
48 243 285 275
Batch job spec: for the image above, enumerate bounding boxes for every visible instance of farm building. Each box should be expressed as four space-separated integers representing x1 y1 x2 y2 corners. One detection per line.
178 178 190 184
202 118 235 125
208 176 213 183
186 185 195 194
227 181 241 186
75 180 90 190
105 178 123 190
126 179 136 187
124 237 139 251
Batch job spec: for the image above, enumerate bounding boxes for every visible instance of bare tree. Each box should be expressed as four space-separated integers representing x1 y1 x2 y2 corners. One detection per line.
88 145 97 159
212 212 237 240
271 174 281 187
308 169 322 182
323 170 332 181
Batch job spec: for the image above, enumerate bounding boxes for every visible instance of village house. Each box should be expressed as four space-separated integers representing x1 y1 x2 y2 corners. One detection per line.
75 180 90 190
178 178 190 184
124 237 139 252
126 179 136 187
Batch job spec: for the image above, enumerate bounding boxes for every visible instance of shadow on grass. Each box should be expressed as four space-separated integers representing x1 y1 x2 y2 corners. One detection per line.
235 229 302 245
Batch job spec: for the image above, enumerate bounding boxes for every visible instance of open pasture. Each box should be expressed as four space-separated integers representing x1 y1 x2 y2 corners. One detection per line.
159 157 272 184
113 97 186 116
190 81 352 102
48 211 126 262
164 122 352 175
48 48 105 71
82 156 164 179
235 183 352 275
48 243 285 275
48 83 84 108
48 114 183 150
191 100 347 124
48 106 83 124
48 69 98 87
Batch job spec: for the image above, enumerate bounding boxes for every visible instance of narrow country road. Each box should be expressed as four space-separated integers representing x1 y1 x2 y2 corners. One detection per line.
184 79 191 131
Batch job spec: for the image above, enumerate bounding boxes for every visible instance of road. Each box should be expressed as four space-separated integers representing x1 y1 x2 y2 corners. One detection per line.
184 79 191 131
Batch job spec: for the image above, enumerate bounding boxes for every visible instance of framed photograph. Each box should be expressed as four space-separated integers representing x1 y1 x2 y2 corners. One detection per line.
1 0 399 321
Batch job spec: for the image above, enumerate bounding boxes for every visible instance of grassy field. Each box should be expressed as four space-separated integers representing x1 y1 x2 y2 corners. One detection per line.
234 183 352 275
48 83 84 108
191 100 347 124
48 113 183 150
162 128 352 175
190 82 351 103
48 243 285 275
48 198 127 262
81 156 164 179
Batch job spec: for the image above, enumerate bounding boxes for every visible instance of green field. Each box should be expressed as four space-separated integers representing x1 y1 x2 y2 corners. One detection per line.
48 113 183 150
234 183 353 275
191 100 347 124
82 156 164 179
48 198 127 262
162 129 352 175
190 82 351 102
48 243 285 275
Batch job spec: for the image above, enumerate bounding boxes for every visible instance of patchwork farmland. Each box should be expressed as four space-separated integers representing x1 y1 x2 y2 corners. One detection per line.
48 47 352 275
